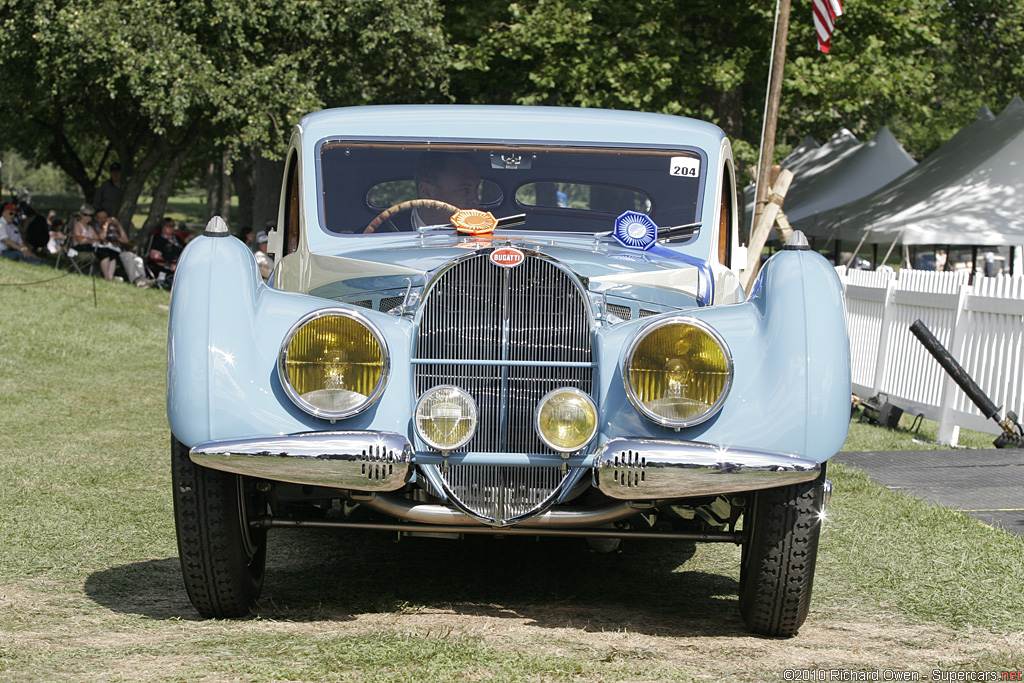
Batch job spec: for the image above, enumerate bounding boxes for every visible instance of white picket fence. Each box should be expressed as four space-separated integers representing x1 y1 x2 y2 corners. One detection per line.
838 266 1024 444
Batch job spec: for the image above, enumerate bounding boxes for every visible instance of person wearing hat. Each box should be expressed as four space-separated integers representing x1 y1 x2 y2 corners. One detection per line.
0 203 46 265
253 230 272 281
93 162 122 214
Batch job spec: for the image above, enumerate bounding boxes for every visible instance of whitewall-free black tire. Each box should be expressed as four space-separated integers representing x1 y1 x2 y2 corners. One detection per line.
172 435 267 618
738 471 825 637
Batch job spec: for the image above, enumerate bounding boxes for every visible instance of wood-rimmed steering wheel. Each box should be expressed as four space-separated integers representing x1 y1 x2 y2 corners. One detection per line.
363 199 461 234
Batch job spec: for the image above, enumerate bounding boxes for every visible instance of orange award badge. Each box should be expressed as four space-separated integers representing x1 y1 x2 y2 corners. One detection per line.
451 209 498 235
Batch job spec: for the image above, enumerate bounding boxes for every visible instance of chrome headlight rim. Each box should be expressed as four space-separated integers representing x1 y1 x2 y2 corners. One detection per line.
277 307 390 420
534 387 599 454
413 384 479 452
622 315 734 428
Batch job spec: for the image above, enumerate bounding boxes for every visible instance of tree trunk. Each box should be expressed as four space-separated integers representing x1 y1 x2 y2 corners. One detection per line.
43 122 95 205
205 160 218 219
217 149 232 223
233 149 284 233
232 148 256 233
143 122 207 233
116 137 174 239
253 155 284 230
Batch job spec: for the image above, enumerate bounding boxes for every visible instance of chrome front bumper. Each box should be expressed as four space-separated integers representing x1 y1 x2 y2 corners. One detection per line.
595 437 822 499
189 431 413 492
189 432 822 501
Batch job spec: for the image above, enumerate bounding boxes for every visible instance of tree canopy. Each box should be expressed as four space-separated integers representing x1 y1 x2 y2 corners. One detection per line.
0 0 447 230
1 0 1020 227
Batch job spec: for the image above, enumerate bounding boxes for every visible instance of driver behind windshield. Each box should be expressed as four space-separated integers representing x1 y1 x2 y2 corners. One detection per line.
374 153 481 232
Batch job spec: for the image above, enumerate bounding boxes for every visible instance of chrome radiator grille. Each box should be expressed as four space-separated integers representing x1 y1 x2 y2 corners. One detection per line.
433 464 566 523
414 251 593 455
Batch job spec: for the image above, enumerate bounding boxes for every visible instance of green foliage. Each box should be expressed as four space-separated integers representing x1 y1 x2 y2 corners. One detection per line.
0 0 450 226
447 0 765 129
444 0 1024 177
4 0 1024 225
1 151 77 197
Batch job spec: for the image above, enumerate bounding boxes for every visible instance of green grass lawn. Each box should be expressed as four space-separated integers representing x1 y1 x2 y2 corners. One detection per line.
1 258 1022 682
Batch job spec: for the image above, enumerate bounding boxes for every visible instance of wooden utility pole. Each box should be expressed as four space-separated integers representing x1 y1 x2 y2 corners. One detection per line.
746 0 792 287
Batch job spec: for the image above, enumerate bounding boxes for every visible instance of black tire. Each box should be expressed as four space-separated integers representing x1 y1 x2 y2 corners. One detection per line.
172 435 267 618
738 473 825 637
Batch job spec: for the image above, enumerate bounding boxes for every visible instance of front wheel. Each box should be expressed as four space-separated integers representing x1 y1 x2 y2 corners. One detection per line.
738 473 825 637
172 435 267 618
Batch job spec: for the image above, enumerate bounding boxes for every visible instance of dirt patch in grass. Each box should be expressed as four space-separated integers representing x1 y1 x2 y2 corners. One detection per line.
6 579 1016 682
281 606 1021 676
6 529 1017 682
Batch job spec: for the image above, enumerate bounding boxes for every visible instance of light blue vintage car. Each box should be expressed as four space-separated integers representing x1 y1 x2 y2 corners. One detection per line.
168 105 850 636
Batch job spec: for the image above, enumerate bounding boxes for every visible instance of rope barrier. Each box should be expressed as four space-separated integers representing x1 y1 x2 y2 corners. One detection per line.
0 269 72 286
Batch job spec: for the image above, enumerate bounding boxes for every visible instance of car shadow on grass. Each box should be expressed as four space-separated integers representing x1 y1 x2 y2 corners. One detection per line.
85 526 747 637
84 557 205 621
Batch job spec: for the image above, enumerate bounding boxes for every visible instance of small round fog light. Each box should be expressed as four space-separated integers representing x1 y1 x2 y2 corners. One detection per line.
535 388 598 453
414 386 478 452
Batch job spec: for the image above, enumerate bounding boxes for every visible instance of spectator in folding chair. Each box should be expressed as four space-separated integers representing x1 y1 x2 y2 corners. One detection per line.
93 211 149 285
19 204 51 256
93 208 123 281
46 217 67 256
70 204 98 254
148 217 185 288
0 203 47 265
59 203 101 274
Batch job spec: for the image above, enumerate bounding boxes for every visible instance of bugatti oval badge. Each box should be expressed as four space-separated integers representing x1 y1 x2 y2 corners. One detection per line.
489 247 525 268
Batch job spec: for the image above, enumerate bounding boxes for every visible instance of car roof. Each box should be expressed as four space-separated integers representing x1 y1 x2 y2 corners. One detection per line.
298 105 726 151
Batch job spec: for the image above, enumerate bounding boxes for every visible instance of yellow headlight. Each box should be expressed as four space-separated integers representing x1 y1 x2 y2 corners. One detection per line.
535 388 598 453
414 385 478 451
623 317 732 427
279 309 388 419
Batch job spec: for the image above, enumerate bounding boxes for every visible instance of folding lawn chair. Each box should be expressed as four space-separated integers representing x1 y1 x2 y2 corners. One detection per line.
53 236 96 277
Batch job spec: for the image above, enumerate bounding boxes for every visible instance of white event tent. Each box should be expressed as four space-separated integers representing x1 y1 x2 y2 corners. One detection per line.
797 98 1024 248
743 129 858 229
783 126 917 225
743 126 915 234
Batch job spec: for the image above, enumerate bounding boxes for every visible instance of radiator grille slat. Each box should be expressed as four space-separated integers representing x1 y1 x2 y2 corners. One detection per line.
441 464 566 522
414 251 594 522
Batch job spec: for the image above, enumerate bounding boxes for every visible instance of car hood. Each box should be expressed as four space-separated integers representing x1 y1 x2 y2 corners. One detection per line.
299 232 722 309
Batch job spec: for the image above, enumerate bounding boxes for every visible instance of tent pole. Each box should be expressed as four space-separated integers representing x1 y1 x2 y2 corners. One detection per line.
872 243 879 269
846 229 871 268
879 228 902 268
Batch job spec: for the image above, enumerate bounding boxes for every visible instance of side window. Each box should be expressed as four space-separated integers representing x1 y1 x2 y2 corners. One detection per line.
718 167 734 266
514 182 651 215
283 151 300 256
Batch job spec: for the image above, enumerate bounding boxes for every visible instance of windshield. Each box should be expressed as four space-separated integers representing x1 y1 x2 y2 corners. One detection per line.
318 141 706 237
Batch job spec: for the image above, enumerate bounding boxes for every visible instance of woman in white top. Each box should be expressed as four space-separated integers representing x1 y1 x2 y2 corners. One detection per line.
71 204 98 253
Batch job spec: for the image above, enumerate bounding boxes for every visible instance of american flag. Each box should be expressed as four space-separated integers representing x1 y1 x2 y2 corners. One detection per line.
813 0 844 53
